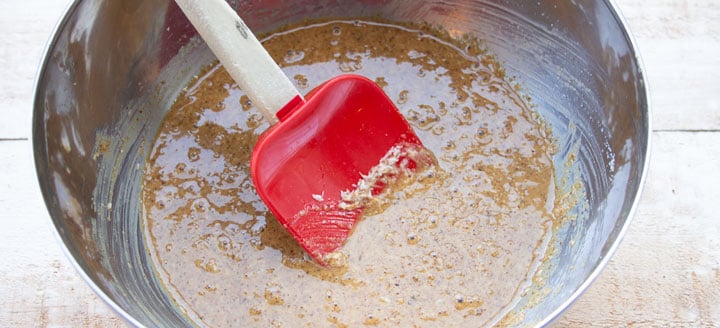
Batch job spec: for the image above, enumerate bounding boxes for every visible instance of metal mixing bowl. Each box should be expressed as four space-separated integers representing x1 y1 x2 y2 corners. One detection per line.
33 0 649 326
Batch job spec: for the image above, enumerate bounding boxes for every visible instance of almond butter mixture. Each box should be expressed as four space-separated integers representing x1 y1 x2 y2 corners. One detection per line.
143 19 559 327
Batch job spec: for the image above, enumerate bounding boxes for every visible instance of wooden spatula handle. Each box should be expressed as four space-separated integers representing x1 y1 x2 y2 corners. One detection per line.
175 0 301 125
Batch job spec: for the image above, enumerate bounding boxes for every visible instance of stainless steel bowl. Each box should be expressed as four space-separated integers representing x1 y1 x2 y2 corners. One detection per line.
33 0 649 326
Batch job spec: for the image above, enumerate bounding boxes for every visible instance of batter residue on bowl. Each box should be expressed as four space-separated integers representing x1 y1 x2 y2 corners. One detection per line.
143 19 560 327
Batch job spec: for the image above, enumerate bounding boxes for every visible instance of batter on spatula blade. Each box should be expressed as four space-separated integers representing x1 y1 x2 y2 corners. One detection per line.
175 0 425 264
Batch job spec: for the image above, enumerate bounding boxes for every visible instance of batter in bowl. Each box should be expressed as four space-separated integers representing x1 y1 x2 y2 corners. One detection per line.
143 19 561 327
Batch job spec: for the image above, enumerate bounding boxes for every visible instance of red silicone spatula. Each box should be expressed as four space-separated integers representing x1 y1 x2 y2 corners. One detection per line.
175 0 424 265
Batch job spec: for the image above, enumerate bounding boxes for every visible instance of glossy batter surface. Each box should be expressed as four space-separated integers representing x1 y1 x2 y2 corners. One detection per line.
143 20 559 327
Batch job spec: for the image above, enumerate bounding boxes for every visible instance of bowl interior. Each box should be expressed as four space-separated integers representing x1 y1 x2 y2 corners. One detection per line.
33 0 648 326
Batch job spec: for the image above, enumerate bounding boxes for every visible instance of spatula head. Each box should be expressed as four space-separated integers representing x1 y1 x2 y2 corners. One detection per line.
250 74 422 265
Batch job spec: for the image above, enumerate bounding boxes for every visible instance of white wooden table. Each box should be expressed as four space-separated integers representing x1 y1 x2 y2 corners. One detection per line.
1 0 718 326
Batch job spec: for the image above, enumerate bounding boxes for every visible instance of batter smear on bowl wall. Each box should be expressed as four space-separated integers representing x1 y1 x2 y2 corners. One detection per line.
143 19 572 327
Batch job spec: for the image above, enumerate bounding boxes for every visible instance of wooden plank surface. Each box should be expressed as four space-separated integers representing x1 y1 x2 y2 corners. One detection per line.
616 0 720 132
1 0 718 327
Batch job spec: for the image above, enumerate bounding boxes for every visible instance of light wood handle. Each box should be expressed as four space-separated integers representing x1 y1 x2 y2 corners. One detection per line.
175 0 302 125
